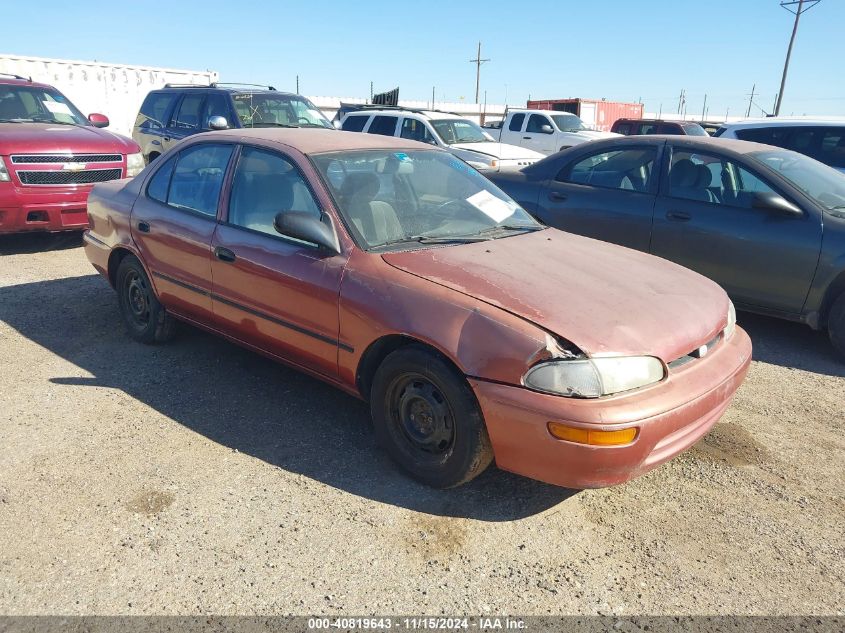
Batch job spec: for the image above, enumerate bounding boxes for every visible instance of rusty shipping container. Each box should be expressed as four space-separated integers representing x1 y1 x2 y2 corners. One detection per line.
527 98 644 132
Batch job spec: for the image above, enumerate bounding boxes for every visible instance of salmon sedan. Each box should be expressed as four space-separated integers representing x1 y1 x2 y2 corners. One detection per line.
83 128 751 489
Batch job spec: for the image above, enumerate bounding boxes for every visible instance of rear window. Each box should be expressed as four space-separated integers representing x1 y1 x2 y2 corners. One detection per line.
341 115 368 132
139 92 177 128
508 113 525 131
681 123 709 136
367 115 398 136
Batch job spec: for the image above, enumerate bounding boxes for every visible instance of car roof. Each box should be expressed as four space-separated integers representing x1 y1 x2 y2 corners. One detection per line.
346 109 458 120
0 77 56 90
154 86 299 97
720 117 845 129
199 127 431 154
616 118 693 124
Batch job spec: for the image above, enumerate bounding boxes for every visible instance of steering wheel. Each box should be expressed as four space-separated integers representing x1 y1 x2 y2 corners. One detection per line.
297 117 312 124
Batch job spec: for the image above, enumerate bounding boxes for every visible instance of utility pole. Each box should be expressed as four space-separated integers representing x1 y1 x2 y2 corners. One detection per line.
431 86 435 110
775 0 820 116
369 81 373 104
677 88 685 114
746 83 756 117
469 41 490 105
296 75 299 93
701 93 707 120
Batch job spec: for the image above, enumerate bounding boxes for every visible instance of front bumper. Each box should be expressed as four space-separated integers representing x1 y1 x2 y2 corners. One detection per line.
0 182 93 234
470 326 752 489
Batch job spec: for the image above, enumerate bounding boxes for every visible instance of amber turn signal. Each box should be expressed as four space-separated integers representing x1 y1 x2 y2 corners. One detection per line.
547 422 638 446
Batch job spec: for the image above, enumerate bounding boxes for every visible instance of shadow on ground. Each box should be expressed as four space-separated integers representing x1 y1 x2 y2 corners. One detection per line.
0 232 84 256
737 312 845 378
0 274 576 521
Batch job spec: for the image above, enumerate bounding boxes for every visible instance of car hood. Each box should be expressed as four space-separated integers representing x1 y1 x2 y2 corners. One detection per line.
381 229 728 362
0 122 139 154
564 130 621 141
450 141 545 160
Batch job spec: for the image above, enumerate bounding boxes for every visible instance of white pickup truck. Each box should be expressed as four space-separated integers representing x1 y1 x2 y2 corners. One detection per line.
494 109 619 155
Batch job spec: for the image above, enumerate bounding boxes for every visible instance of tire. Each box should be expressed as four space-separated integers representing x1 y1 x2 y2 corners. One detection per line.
370 345 493 488
827 292 845 358
115 255 176 344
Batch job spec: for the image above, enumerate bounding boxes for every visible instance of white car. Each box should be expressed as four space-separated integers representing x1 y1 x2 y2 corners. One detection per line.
715 118 845 173
496 109 619 155
339 108 543 172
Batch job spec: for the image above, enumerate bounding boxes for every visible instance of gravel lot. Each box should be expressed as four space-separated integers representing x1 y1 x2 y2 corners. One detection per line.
0 233 843 616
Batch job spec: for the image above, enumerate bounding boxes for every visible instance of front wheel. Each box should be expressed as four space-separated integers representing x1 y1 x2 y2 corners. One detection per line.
370 345 493 488
115 255 176 344
827 291 845 358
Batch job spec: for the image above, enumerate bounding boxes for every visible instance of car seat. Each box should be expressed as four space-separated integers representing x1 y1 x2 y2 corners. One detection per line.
670 158 716 202
340 172 403 245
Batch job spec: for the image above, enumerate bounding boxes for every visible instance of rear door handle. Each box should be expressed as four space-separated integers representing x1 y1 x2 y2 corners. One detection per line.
214 246 236 263
548 191 568 202
137 221 150 233
666 210 691 221
523 136 531 140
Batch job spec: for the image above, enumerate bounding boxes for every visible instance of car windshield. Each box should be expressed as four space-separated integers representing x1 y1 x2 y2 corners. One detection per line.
430 119 490 144
0 84 88 125
551 114 588 132
312 149 543 249
682 123 709 136
232 93 333 129
752 149 845 211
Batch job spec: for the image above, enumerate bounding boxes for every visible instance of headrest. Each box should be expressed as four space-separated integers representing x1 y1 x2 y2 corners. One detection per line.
340 172 380 201
671 158 698 187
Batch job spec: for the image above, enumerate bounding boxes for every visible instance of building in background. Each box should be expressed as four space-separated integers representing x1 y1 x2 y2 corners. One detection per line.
0 54 217 137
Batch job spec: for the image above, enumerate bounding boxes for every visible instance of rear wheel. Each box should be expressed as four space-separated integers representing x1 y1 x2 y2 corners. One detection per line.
827 292 845 358
370 345 493 488
116 255 175 344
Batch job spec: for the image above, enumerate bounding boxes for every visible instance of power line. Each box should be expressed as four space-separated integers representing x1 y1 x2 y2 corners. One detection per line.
469 41 490 105
775 0 821 116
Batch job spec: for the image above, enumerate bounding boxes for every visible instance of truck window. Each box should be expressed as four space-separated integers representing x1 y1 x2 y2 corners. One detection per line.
139 92 177 128
170 94 205 130
508 113 525 132
202 93 230 127
526 114 551 133
367 115 398 136
341 115 368 132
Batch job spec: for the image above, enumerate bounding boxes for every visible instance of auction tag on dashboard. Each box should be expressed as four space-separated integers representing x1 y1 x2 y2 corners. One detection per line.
466 190 516 223
42 101 73 115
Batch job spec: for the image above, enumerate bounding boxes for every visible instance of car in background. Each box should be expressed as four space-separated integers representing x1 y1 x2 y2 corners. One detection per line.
82 128 750 489
0 73 143 235
132 84 333 163
340 106 542 172
698 121 726 136
611 118 709 136
715 118 845 173
488 135 845 356
495 109 618 155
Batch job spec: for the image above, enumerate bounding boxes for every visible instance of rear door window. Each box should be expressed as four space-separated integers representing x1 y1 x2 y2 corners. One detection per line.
367 115 398 136
139 92 177 129
341 115 369 132
560 147 658 192
170 93 205 130
508 113 525 131
164 144 234 216
614 123 632 135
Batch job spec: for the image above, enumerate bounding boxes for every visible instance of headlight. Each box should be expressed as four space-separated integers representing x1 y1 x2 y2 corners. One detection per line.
523 356 665 398
724 300 736 340
0 157 10 182
126 152 145 177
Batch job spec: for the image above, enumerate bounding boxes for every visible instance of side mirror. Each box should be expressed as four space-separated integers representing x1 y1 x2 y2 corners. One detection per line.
207 116 229 130
88 113 109 128
274 211 340 253
540 124 554 134
751 191 803 217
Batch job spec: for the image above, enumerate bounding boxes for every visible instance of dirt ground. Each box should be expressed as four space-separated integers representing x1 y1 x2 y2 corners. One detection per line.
0 233 843 616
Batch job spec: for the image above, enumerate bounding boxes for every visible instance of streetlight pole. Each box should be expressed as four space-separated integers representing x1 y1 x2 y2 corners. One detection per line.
775 0 820 116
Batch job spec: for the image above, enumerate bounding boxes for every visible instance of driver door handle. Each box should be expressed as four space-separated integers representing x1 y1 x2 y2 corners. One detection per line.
214 246 236 263
523 136 531 140
548 191 568 202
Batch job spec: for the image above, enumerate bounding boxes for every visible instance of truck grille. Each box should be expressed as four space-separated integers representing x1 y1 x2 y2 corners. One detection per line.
10 153 123 164
16 168 123 186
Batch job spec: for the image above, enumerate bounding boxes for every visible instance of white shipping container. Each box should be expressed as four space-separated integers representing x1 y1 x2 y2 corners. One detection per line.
0 53 218 137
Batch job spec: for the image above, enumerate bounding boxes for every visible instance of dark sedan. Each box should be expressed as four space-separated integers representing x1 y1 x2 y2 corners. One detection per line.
488 135 845 356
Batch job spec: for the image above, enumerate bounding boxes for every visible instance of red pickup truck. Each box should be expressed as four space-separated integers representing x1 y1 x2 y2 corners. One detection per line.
0 74 143 234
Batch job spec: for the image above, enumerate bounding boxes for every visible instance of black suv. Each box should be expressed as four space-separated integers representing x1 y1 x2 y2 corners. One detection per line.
132 84 333 163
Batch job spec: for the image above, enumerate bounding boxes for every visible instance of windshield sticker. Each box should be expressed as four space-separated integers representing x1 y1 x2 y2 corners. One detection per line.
466 190 516 223
394 153 410 162
42 101 72 115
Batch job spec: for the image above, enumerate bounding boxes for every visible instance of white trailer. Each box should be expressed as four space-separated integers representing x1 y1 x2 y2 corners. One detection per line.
0 53 218 137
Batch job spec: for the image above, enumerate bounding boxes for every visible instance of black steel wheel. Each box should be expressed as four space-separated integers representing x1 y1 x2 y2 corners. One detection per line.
371 345 493 488
116 255 175 344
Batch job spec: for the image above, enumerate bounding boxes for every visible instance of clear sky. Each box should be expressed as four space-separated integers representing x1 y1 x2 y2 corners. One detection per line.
2 0 841 117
